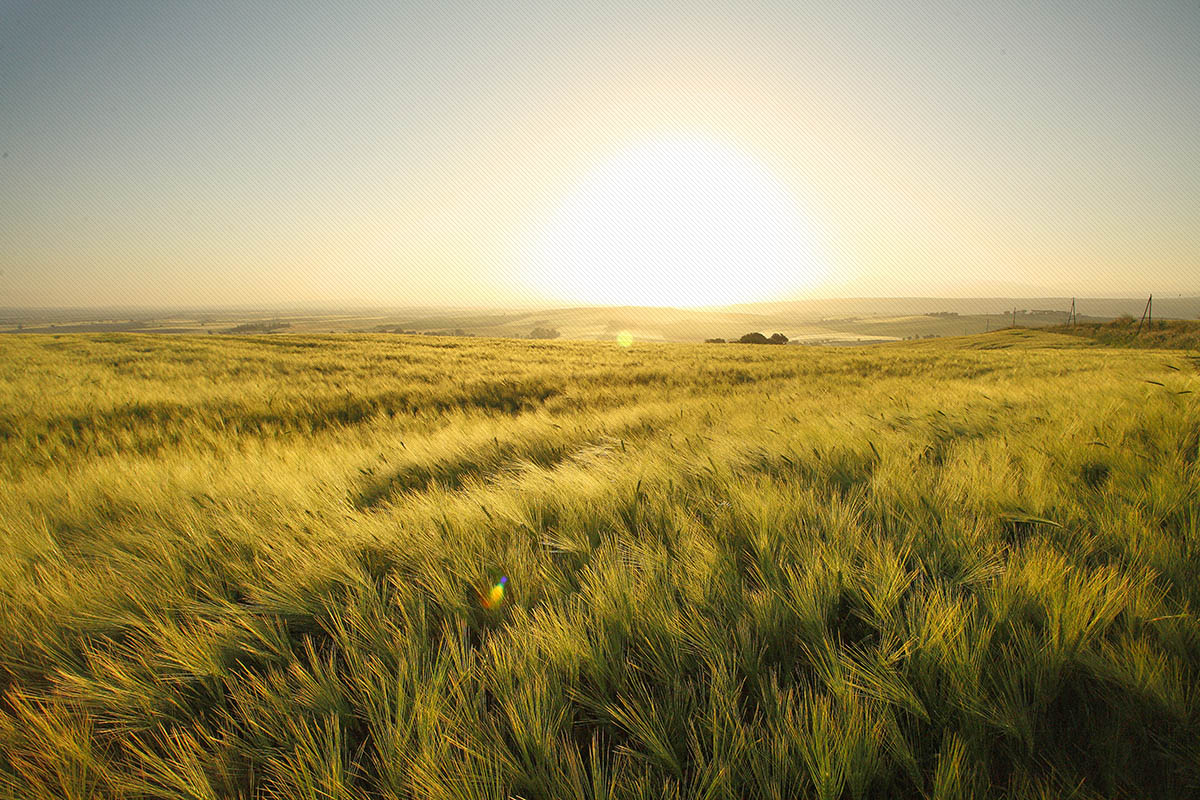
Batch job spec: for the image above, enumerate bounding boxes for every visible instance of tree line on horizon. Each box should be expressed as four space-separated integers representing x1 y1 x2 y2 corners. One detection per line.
706 331 790 344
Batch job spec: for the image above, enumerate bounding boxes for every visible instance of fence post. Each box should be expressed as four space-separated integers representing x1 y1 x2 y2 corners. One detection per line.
1136 294 1152 336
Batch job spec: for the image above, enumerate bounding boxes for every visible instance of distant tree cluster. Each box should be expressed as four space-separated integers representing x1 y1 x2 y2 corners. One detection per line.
703 332 791 344
384 327 474 336
527 327 561 339
225 320 291 334
736 332 789 345
423 328 475 337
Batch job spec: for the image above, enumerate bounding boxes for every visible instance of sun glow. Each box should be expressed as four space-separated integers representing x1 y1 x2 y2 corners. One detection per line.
525 137 826 308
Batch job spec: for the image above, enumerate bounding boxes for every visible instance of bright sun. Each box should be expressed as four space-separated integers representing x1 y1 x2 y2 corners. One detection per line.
525 136 825 307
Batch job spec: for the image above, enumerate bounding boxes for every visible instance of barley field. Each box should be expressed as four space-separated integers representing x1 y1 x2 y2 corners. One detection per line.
1 330 1198 799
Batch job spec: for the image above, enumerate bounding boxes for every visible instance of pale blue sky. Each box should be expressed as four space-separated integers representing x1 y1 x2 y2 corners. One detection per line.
1 1 1197 307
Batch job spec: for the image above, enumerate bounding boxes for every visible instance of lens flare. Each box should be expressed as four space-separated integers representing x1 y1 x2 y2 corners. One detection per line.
482 575 508 610
616 331 634 348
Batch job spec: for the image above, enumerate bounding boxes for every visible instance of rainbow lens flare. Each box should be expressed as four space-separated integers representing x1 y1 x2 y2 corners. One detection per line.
482 575 508 610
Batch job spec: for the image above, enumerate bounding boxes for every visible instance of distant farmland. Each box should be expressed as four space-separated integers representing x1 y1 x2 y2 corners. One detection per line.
6 295 1196 343
1 330 1198 798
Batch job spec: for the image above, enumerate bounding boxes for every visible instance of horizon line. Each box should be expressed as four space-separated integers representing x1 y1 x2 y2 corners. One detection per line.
2 292 1197 316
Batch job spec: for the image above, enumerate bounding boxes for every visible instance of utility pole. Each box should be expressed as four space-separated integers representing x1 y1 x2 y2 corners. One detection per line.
1012 307 1017 328
1069 297 1076 326
1136 294 1153 336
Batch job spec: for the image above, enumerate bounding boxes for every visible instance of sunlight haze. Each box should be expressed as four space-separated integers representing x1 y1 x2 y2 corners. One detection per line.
523 136 827 307
1 1 1197 308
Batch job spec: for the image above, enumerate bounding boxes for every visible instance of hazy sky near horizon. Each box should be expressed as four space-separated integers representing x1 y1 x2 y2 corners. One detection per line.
1 0 1197 308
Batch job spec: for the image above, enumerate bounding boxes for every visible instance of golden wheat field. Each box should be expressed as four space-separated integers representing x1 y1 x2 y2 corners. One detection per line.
1 330 1198 799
